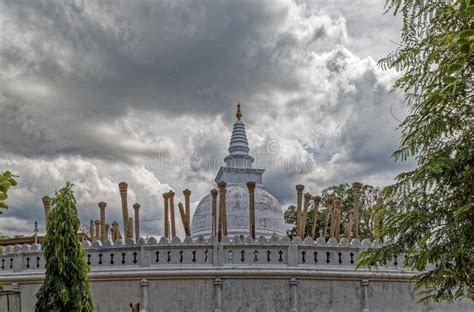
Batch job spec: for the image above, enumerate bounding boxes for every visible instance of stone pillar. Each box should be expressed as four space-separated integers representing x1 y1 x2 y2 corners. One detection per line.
42 196 51 230
352 182 363 239
331 200 342 240
89 219 95 241
311 196 321 239
104 223 110 240
183 189 192 233
95 219 100 240
218 181 227 239
300 192 311 239
110 222 115 240
133 203 140 241
128 217 134 240
168 191 176 238
211 189 218 237
324 197 334 239
140 279 149 312
112 221 121 240
98 201 107 241
337 200 343 240
361 280 370 312
295 185 304 239
178 203 190 236
329 200 336 238
345 210 355 239
247 181 256 239
222 186 227 237
214 278 223 312
289 277 298 312
119 182 129 239
163 193 170 239
111 226 116 241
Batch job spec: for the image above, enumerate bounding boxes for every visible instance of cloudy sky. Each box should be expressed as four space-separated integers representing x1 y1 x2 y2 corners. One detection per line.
0 0 412 237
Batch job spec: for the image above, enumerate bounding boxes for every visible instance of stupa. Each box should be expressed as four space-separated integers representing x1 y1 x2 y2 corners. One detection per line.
1 104 472 312
191 104 286 238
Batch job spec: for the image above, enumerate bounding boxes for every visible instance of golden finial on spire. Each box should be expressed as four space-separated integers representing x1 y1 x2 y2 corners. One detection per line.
236 102 242 120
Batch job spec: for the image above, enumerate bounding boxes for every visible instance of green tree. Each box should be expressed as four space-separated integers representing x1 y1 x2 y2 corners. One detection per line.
358 0 474 304
35 182 94 312
284 205 323 239
284 183 384 240
0 171 17 212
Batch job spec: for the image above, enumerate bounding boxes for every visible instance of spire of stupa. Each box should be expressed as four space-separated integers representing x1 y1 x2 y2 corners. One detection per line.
236 102 242 120
228 103 250 157
215 102 264 184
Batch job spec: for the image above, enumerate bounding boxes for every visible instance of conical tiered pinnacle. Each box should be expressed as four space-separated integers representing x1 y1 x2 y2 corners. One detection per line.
215 103 264 185
224 103 254 168
228 118 250 156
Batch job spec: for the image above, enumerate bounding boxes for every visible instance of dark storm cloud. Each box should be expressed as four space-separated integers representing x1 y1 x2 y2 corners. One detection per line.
4 0 295 115
2 0 341 160
1 0 409 235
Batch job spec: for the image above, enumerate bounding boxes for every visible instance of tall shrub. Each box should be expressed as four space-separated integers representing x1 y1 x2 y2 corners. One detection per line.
35 182 93 312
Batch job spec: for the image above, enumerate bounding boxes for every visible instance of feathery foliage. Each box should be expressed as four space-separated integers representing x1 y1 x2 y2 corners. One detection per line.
0 171 17 211
35 182 94 312
284 184 384 240
358 0 473 304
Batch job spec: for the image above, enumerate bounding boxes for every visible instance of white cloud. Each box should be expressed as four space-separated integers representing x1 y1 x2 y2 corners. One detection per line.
0 0 411 236
1 155 173 236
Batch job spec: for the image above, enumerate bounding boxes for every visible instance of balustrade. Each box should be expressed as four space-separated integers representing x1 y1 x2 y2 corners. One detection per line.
0 236 404 273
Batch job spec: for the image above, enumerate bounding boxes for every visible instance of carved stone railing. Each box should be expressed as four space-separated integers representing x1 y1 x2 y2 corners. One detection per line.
0 235 404 274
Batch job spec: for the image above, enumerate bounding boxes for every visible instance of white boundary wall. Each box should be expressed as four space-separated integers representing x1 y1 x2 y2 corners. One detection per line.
1 235 472 311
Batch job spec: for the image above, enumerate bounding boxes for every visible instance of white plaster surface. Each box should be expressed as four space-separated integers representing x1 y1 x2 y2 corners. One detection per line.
192 185 286 238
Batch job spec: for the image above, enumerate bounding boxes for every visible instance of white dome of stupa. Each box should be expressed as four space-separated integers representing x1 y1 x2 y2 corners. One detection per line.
191 103 286 238
192 184 286 237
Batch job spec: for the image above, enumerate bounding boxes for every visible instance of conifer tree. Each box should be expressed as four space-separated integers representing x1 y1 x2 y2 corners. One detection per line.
35 182 94 312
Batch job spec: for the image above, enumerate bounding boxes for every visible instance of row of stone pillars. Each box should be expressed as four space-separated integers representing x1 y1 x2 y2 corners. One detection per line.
208 180 258 242
42 183 142 242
